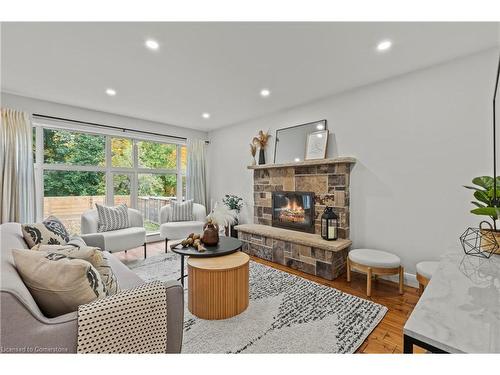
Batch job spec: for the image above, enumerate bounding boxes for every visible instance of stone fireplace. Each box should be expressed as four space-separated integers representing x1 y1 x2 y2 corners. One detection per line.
272 191 315 233
236 157 356 281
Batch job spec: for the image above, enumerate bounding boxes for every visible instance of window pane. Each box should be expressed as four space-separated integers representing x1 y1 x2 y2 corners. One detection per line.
113 174 131 206
111 138 133 168
43 170 106 234
43 128 105 166
138 141 177 169
137 173 177 232
181 145 187 173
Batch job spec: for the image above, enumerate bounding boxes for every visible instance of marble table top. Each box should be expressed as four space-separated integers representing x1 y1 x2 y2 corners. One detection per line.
404 251 500 353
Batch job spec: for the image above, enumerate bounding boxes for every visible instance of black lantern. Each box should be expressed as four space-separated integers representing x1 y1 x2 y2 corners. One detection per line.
321 206 338 241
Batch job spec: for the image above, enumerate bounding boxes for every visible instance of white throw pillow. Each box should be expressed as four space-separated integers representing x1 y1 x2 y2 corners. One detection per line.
96 203 130 232
170 200 194 222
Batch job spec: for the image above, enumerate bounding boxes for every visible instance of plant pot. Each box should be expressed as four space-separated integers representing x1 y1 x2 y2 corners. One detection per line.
480 228 500 254
258 148 265 165
251 157 256 166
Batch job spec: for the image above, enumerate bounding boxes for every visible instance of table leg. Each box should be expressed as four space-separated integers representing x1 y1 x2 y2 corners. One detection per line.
180 255 185 287
403 334 413 353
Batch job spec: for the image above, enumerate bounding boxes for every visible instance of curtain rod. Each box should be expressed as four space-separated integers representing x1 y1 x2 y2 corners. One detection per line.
32 114 210 144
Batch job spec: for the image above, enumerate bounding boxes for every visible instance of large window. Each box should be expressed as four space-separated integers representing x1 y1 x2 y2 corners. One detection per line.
35 125 187 235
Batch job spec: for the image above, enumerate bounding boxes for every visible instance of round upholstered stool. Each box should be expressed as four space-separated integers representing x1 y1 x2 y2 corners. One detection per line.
416 261 438 294
347 249 404 297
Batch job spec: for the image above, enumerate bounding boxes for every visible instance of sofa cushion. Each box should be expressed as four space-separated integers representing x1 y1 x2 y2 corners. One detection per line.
96 203 130 232
12 249 107 318
160 221 204 240
21 216 70 248
101 227 146 253
32 244 120 296
170 200 194 222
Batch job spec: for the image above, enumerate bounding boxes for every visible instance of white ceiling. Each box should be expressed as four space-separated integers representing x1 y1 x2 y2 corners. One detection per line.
1 22 499 130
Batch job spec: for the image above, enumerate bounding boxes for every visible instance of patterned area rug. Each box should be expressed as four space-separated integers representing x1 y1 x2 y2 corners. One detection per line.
127 252 387 353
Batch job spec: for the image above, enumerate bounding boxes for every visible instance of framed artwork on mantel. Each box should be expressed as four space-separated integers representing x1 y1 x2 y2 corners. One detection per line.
305 130 328 160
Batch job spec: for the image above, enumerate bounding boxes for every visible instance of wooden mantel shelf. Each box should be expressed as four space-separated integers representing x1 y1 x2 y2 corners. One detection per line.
247 157 356 170
235 224 351 252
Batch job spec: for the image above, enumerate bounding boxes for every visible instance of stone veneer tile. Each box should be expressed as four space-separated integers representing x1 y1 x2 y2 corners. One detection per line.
295 175 328 193
285 258 316 275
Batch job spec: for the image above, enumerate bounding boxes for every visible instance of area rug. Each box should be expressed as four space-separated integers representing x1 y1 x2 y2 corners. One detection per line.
127 252 387 353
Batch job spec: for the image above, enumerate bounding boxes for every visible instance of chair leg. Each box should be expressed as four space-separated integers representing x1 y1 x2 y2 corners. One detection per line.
346 257 351 282
144 242 147 259
367 267 372 297
165 238 168 253
399 266 404 295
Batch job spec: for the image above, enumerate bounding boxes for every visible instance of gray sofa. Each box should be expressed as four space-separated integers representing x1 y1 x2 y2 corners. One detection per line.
0 222 184 353
81 208 147 258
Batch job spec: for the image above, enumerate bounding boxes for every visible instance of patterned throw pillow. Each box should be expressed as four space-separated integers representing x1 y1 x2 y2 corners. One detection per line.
21 216 70 248
33 244 120 296
12 249 107 318
96 203 130 232
170 200 194 222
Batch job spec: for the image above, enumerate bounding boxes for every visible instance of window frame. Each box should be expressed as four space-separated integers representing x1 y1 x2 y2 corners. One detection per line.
33 122 187 235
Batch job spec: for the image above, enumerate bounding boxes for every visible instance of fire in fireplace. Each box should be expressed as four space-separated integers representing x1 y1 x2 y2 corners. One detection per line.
272 191 315 233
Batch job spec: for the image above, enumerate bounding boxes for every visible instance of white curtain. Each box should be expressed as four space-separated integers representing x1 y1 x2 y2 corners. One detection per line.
0 108 35 223
186 139 207 208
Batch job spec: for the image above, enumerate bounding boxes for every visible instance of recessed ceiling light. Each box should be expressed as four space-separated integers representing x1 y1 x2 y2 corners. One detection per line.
317 133 323 138
145 39 159 50
316 124 324 130
294 157 301 162
202 113 211 119
376 40 392 52
105 88 117 96
260 89 271 97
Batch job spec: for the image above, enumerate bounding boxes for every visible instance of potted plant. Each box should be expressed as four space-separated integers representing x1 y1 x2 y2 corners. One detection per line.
252 130 271 165
222 194 244 237
206 203 238 237
464 176 500 253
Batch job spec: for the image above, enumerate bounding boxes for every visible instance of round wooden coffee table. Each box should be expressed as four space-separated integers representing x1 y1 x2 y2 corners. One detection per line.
187 252 249 320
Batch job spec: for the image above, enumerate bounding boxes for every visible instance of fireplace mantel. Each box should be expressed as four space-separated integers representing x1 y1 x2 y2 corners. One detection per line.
247 156 356 170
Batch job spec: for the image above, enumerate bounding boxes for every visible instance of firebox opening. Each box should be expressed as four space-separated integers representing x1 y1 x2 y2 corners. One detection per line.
272 191 315 233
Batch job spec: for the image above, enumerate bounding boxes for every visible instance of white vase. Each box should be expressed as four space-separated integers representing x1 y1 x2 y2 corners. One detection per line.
251 157 256 166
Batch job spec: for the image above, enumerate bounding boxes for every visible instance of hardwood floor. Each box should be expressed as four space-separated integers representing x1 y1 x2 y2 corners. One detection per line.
117 240 424 354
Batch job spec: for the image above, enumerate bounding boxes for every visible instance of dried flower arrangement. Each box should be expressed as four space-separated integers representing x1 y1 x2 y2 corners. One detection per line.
252 130 271 149
250 143 257 157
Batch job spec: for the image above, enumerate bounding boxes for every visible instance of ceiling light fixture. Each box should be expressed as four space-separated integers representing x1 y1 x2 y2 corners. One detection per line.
260 88 271 97
145 39 160 50
202 112 211 119
105 88 117 96
376 40 392 52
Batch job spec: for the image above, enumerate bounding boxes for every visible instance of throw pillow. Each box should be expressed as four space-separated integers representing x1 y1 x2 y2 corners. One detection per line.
170 200 194 222
21 216 70 248
32 244 120 296
96 203 130 232
12 249 107 318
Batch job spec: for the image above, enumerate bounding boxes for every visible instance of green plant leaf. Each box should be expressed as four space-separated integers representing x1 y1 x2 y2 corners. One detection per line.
471 207 499 219
471 201 486 208
472 176 493 189
474 190 491 205
463 185 483 192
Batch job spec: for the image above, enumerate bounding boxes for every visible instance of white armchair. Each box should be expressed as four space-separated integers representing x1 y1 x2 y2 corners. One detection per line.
81 208 147 258
160 203 206 252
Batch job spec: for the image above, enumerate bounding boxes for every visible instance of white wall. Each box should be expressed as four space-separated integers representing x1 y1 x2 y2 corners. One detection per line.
208 49 499 273
1 92 208 141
